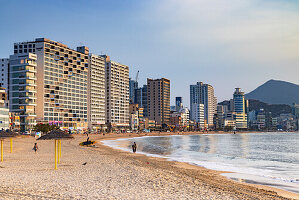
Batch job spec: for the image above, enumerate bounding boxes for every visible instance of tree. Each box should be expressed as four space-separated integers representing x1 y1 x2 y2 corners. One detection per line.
33 123 59 134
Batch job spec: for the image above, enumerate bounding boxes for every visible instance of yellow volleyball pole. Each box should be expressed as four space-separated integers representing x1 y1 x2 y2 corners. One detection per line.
54 139 57 170
10 138 12 153
58 140 61 164
59 140 61 160
1 140 3 162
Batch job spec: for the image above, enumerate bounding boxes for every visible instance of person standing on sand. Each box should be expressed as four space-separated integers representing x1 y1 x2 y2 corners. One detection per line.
33 143 38 153
132 142 137 153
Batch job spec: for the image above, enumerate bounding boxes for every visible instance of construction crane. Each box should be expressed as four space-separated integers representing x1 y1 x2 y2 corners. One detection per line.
135 70 139 82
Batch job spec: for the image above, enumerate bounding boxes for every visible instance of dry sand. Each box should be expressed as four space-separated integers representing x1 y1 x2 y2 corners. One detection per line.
0 133 298 200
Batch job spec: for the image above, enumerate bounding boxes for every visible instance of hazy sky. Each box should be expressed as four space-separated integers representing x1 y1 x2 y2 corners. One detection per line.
1 0 299 106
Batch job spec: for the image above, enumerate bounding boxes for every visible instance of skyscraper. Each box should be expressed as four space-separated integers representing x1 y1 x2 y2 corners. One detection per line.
190 103 204 128
147 78 170 125
129 78 138 103
9 53 37 132
87 54 106 129
0 58 9 90
9 38 130 132
233 88 248 129
105 56 129 127
0 58 9 108
134 84 148 117
0 88 9 130
175 97 183 112
190 82 217 128
10 38 89 131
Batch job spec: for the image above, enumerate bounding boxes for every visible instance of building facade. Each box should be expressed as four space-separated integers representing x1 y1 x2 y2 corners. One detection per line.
7 38 131 132
0 88 9 130
233 88 248 129
0 58 9 90
105 56 129 128
175 97 183 112
190 103 204 128
135 84 148 117
129 79 138 103
87 54 106 130
190 82 217 128
9 53 37 132
147 78 170 126
11 38 89 131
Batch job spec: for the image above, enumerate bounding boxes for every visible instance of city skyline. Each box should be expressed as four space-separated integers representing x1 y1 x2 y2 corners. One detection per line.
1 0 299 105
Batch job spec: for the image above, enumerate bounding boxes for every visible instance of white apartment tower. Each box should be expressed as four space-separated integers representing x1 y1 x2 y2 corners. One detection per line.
87 54 106 129
190 82 217 128
11 38 89 130
190 103 204 128
104 55 129 127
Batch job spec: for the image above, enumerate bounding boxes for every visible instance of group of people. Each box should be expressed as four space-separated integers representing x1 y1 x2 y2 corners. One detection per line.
32 139 138 154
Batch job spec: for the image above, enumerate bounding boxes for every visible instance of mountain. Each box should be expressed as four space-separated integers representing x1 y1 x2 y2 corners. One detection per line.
218 99 291 117
245 79 299 105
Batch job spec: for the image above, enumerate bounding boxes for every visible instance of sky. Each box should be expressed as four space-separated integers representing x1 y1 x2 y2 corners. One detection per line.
1 0 299 107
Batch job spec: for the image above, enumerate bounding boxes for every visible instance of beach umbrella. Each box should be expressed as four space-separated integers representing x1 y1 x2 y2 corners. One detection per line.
38 129 73 169
0 131 19 162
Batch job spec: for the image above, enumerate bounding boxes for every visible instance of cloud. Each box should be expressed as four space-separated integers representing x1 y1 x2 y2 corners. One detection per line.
133 0 299 102
144 0 299 65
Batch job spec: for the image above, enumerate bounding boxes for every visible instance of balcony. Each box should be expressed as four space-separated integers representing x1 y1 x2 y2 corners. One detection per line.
19 113 37 117
26 76 37 80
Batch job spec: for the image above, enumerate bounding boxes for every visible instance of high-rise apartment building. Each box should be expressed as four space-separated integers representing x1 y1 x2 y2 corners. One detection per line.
175 97 183 112
11 38 89 130
147 78 170 125
8 38 130 132
104 56 129 127
134 84 147 117
87 54 106 129
9 53 37 132
0 58 9 108
129 79 138 103
190 82 217 128
233 88 248 129
190 103 204 128
215 105 225 129
0 58 9 90
0 88 9 130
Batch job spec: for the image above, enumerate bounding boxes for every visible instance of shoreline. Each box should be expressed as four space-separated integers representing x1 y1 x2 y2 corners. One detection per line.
0 132 297 199
98 131 299 200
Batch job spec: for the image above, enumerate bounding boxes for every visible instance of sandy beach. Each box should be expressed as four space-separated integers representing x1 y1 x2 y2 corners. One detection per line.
0 133 298 200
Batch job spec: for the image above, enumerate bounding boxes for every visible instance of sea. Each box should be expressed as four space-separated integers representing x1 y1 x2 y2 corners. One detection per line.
102 132 299 193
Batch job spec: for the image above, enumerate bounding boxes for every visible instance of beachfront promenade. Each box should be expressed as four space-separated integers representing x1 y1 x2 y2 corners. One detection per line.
0 134 296 199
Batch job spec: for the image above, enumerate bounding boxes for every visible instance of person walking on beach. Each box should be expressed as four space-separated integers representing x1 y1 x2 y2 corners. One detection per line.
33 143 38 153
132 142 137 153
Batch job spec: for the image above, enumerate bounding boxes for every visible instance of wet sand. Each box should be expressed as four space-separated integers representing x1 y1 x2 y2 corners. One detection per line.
0 132 298 199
